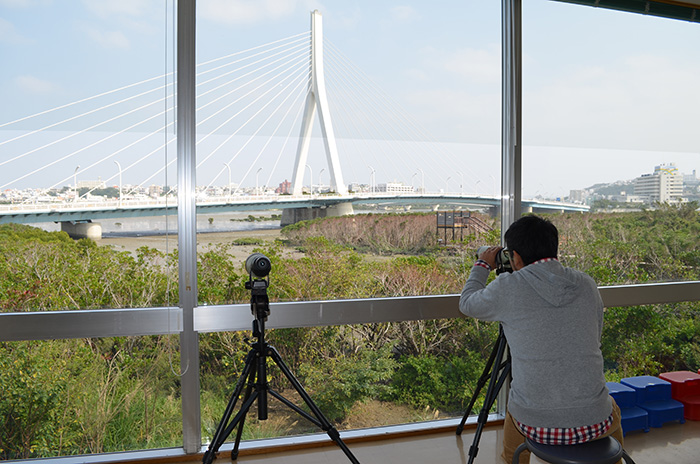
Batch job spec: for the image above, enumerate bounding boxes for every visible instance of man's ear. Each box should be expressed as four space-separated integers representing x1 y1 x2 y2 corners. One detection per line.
511 250 525 271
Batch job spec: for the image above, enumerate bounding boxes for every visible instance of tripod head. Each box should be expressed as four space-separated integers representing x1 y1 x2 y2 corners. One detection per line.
245 253 271 321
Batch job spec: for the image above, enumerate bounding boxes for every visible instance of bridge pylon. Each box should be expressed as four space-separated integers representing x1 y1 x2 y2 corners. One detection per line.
291 10 347 196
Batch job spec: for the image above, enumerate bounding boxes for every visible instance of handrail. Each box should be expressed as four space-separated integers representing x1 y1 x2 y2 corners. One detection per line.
2 281 699 342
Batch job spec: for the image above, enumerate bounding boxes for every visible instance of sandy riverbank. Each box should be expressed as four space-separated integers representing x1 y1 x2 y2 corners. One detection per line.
98 228 286 262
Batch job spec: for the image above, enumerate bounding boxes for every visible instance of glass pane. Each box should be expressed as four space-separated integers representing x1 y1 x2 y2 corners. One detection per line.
522 1 700 284
200 319 499 443
194 2 502 303
200 297 700 445
602 302 700 379
0 1 177 311
0 224 177 310
0 336 182 459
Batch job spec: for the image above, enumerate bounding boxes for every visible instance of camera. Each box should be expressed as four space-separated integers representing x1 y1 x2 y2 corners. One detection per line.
476 246 513 274
245 253 271 319
245 253 271 279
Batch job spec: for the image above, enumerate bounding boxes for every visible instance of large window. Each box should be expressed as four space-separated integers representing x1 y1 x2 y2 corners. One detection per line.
1 1 699 461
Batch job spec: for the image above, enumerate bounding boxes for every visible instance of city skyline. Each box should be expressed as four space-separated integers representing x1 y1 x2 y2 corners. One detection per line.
2 157 697 203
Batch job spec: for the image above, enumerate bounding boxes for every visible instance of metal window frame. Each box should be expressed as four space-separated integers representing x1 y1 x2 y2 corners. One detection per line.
2 0 700 459
2 282 699 341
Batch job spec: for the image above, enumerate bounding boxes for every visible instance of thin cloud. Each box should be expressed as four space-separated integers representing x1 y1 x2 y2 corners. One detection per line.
14 74 60 94
0 0 52 7
525 53 700 152
0 17 30 44
81 0 148 18
420 45 500 84
199 0 300 25
389 5 420 23
84 26 130 50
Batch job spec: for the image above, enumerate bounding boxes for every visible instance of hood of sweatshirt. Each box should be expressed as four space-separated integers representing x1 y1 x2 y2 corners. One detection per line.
517 260 580 307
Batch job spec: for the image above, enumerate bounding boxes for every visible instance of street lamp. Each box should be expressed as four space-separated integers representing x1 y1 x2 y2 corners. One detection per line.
256 167 263 196
114 161 122 207
418 168 424 193
73 165 80 203
368 165 375 193
411 172 417 191
319 168 325 194
305 164 312 194
446 176 451 194
457 171 464 195
223 162 231 201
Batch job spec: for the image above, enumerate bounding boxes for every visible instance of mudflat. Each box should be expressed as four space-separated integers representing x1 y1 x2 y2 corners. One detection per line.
98 228 284 262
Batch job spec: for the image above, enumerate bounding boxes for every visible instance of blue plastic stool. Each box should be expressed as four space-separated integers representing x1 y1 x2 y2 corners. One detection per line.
621 376 685 428
606 382 649 435
618 406 650 435
512 436 635 464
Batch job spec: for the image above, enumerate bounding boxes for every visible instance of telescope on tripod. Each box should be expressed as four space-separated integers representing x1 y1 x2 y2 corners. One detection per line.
202 254 360 464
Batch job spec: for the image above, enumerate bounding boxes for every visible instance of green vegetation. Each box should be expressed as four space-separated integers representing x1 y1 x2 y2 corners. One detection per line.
1 205 699 459
229 214 281 222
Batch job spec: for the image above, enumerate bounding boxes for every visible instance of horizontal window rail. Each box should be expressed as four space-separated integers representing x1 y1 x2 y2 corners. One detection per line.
1 281 699 342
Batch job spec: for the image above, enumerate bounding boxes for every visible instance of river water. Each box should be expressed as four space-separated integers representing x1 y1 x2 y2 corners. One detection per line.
32 211 282 237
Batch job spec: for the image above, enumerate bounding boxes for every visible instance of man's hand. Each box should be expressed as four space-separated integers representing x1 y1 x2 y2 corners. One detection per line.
477 246 502 271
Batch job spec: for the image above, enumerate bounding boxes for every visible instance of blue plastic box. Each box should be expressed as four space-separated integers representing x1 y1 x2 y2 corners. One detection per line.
607 382 650 435
620 376 685 428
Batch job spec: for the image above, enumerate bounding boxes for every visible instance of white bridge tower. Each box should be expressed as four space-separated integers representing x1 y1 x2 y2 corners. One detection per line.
291 10 347 195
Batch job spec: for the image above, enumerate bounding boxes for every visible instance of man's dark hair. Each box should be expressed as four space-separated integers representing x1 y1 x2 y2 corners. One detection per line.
504 215 558 265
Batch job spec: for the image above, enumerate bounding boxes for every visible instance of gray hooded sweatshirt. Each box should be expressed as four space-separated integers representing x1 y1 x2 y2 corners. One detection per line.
459 259 612 429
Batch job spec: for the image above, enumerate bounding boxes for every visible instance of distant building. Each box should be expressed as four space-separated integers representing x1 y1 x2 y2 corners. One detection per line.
348 182 368 193
683 170 699 189
276 179 292 194
568 189 585 203
148 184 164 197
77 178 106 189
634 163 683 204
377 182 413 194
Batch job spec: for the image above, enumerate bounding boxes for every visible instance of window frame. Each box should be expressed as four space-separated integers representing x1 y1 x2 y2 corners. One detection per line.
1 0 700 459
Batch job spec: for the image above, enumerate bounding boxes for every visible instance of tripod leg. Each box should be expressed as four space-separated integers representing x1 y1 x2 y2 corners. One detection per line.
457 331 503 435
268 346 361 464
203 350 256 464
230 365 258 461
467 332 510 464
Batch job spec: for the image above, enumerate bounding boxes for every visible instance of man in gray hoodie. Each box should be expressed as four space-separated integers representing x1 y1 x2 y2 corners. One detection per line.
459 215 622 463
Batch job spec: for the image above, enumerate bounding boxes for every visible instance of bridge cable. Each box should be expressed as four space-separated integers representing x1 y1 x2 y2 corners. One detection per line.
228 69 312 193
326 40 482 192
196 52 310 167
124 43 311 195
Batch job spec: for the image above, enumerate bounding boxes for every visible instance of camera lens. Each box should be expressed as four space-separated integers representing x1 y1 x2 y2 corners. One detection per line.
245 253 271 278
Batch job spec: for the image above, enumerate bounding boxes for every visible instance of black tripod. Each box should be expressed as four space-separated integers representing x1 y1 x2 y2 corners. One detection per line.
456 325 511 464
202 273 360 464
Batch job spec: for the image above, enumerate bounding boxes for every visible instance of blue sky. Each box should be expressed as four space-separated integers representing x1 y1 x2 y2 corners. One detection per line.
1 0 699 197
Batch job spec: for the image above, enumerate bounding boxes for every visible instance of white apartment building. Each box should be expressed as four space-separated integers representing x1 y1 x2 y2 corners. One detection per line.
376 182 414 194
77 178 107 190
634 163 683 204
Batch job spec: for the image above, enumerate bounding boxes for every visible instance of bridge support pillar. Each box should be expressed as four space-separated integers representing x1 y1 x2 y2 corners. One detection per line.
281 202 354 227
61 221 102 240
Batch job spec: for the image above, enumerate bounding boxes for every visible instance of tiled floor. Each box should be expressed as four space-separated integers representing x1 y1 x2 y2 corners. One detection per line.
199 419 700 464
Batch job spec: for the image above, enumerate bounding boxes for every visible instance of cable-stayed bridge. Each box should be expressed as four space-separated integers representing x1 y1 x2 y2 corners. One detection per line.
0 10 586 238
